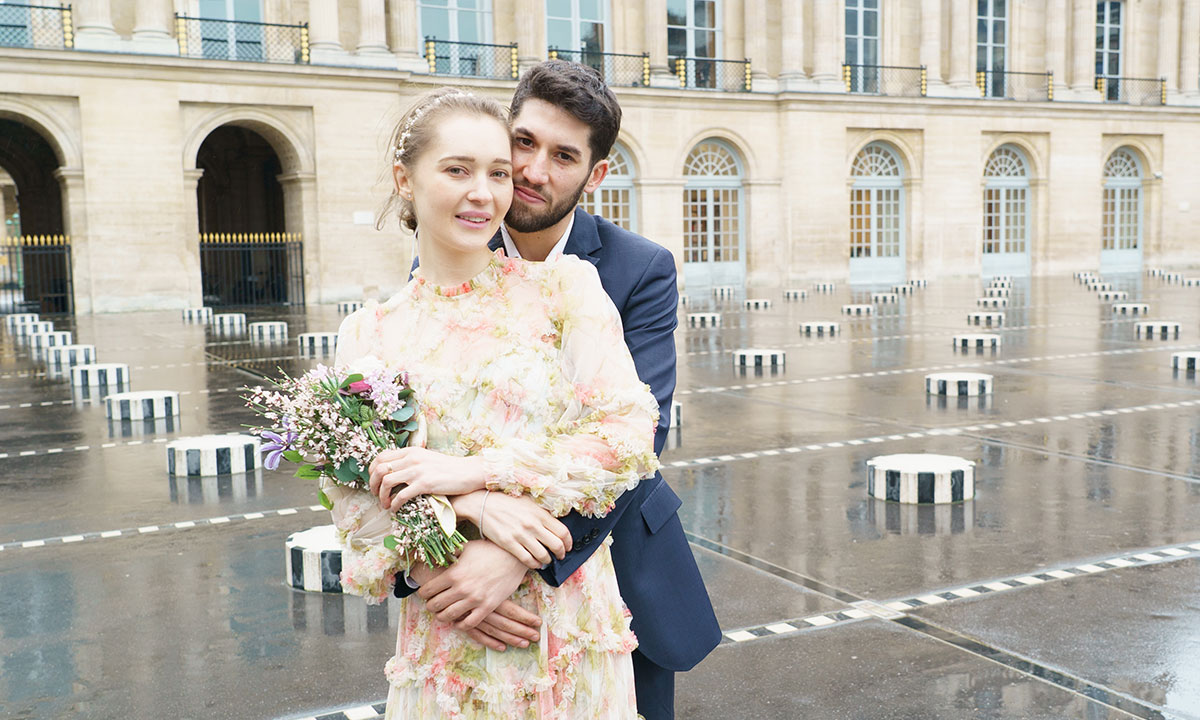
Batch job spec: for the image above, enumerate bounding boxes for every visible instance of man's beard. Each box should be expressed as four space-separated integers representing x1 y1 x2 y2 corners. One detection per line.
505 175 590 233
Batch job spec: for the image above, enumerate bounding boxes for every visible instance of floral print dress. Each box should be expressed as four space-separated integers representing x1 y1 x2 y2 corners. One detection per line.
333 250 661 719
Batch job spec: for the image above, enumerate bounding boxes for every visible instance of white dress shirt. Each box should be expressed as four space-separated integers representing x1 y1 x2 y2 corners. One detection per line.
499 213 575 261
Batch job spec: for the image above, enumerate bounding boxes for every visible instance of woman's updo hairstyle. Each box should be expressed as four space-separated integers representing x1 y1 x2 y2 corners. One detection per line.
377 87 510 231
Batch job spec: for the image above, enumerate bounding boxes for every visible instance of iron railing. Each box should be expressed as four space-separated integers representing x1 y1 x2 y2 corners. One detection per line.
671 56 751 91
0 3 72 49
0 235 73 315
1096 76 1166 105
843 64 926 97
976 70 1053 101
175 14 309 64
199 233 304 307
424 37 517 80
548 46 650 87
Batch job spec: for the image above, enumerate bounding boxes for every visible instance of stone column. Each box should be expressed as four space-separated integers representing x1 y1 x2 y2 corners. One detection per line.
1044 0 1067 96
131 0 177 54
54 168 95 314
513 0 545 73
645 0 677 88
1069 0 1097 93
1160 0 1181 98
946 0 976 95
1181 0 1200 97
308 0 348 62
389 0 427 73
743 0 775 91
920 0 944 91
355 0 393 66
74 0 122 51
811 0 841 88
778 0 805 90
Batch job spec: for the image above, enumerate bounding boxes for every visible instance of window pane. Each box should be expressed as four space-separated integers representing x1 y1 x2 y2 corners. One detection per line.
547 18 572 48
864 9 877 36
200 0 225 18
546 0 570 18
978 0 987 15
421 7 450 39
668 27 686 57
993 46 1004 71
457 9 481 42
233 0 261 22
694 28 714 57
863 38 878 65
846 37 857 65
422 0 447 6
667 0 686 27
580 0 601 20
845 8 857 36
993 20 1003 44
695 0 716 29
995 0 1005 16
581 21 603 52
1110 1 1120 24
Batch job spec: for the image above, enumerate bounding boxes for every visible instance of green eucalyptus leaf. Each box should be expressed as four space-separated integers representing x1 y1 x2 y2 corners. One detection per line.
338 373 364 389
390 405 415 422
317 489 333 510
334 458 365 485
383 535 399 551
294 464 321 480
394 431 410 447
282 450 305 463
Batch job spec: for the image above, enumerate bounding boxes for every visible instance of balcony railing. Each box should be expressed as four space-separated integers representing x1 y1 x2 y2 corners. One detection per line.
424 37 517 80
671 56 751 91
1096 76 1166 105
175 15 308 64
548 46 650 87
0 3 73 50
843 64 925 97
976 70 1053 101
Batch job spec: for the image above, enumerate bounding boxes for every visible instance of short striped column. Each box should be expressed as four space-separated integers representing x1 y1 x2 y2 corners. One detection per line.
733 349 785 368
867 454 975 504
784 289 807 300
687 313 721 328
71 363 131 388
1147 268 1163 277
812 282 836 292
1172 352 1200 373
3 313 38 330
1135 321 1181 339
1086 282 1113 292
953 334 1001 350
800 321 840 336
744 298 771 311
1075 271 1098 280
338 301 363 314
866 499 973 537
249 321 288 343
712 286 736 299
984 287 1010 298
871 292 899 304
977 297 1008 309
967 312 1005 327
1183 278 1200 287
31 330 73 350
670 401 682 429
182 307 213 322
18 320 55 338
678 295 690 307
298 332 338 355
988 277 1012 287
168 469 262 505
890 284 914 295
167 434 261 476
1112 303 1149 315
106 390 180 421
1097 290 1128 302
842 304 873 316
1163 272 1184 283
907 279 928 288
925 372 993 396
286 525 344 593
45 344 96 369
211 313 247 333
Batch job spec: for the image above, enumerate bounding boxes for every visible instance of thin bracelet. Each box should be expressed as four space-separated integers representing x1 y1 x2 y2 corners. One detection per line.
479 489 492 539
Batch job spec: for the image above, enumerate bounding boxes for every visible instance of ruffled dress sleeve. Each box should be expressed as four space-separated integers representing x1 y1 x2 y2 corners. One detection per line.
480 258 662 518
334 300 380 367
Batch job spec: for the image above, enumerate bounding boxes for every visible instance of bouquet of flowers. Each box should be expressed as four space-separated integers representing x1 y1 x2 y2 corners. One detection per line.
243 358 466 573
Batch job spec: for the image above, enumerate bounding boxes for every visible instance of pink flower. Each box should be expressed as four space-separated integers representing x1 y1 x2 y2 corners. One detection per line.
347 380 371 394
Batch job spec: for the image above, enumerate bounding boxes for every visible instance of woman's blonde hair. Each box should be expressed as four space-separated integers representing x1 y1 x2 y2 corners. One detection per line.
376 87 510 231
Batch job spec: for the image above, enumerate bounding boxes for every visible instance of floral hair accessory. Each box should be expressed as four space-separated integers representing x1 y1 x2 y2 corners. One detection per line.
393 90 468 163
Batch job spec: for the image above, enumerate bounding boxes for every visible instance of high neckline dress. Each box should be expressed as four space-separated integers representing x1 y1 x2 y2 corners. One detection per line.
334 251 661 719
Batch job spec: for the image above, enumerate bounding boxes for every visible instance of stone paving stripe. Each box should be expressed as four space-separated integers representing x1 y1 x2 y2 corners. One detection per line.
1161 547 1189 556
949 587 981 598
1107 558 1136 567
1076 564 1105 573
803 615 837 627
916 594 947 605
1133 553 1162 563
724 630 757 642
765 622 799 634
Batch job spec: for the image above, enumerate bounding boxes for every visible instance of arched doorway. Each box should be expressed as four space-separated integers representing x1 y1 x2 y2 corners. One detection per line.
682 139 745 290
981 145 1031 277
0 118 71 314
578 142 636 232
1100 147 1143 273
849 141 905 285
195 125 302 306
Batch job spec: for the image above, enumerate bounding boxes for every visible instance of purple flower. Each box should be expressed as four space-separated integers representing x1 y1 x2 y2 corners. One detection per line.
260 429 297 470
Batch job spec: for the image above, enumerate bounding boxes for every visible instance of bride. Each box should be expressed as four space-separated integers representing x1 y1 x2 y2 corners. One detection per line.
332 87 660 718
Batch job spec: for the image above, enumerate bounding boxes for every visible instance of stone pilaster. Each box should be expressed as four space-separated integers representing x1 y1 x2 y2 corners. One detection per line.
920 0 945 91
778 0 805 90
308 0 349 63
389 0 428 73
513 0 545 74
645 0 676 88
1181 0 1200 98
74 0 122 51
131 0 177 54
1069 0 1100 99
946 0 977 96
811 0 841 89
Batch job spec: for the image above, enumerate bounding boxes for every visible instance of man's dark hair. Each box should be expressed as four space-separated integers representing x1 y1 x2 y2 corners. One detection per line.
510 59 622 166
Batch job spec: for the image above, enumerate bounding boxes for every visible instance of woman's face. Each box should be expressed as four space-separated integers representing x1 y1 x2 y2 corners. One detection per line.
396 112 513 255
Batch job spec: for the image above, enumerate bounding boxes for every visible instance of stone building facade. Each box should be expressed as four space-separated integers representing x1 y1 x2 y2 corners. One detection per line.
2 0 1199 312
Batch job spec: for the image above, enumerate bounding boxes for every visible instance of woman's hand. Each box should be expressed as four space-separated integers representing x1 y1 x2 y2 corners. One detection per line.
453 490 573 569
368 447 487 511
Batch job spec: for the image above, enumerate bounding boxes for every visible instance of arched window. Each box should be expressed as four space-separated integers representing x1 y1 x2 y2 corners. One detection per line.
982 145 1030 258
578 143 636 232
849 142 903 270
682 139 744 287
1103 148 1142 254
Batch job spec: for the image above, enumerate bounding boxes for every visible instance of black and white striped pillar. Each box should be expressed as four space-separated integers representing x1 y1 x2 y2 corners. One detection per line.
953 333 1001 350
712 286 736 299
800 321 840 336
211 313 247 333
167 434 261 476
890 284 914 295
1112 303 1149 315
285 525 344 593
678 295 690 307
71 363 131 388
1097 290 1128 302
925 372 994 396
967 312 1005 327
670 401 682 429
871 292 899 304
1075 271 1099 281
1135 321 1181 339
784 289 808 300
182 307 213 322
338 301 364 314
1173 352 1200 373
18 320 55 338
744 298 772 311
976 297 1008 309
812 282 836 292
733 349 785 368
249 321 289 343
1162 272 1184 283
106 391 180 421
984 287 1010 298
169 469 263 505
687 313 721 328
3 313 38 331
1086 281 1114 292
1183 278 1200 287
988 277 1012 288
298 332 338 355
866 454 976 504
45 344 96 369
842 304 873 316
907 279 928 288
31 330 73 351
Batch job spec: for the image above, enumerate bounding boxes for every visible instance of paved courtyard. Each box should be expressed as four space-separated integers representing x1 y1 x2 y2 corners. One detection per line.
2 272 1200 720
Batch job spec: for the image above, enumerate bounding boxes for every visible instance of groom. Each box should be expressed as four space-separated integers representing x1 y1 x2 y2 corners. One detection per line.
400 60 720 718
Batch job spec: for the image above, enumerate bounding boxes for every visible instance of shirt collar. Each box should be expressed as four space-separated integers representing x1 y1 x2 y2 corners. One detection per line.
500 212 575 261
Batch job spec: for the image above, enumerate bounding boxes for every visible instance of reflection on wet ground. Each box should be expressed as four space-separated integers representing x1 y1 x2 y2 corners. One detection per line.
3 274 1200 719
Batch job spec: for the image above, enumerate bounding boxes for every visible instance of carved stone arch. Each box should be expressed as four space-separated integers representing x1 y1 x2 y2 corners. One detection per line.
610 131 645 178
0 98 82 169
846 132 919 181
182 106 314 175
1100 138 1159 179
982 136 1042 180
677 128 755 179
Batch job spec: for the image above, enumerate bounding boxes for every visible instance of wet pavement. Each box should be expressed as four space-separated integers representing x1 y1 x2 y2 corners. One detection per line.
2 273 1200 719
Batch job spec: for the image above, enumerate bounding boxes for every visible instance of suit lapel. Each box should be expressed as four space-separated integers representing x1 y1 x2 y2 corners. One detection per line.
563 207 601 266
488 230 504 253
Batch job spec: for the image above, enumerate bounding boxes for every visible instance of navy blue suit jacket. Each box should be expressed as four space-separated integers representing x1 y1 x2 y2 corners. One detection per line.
402 208 720 671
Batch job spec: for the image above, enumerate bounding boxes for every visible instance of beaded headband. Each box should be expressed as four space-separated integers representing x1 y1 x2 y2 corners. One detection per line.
393 90 468 163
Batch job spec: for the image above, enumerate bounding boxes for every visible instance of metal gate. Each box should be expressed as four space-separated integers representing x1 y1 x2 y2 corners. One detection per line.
0 235 73 314
199 233 304 307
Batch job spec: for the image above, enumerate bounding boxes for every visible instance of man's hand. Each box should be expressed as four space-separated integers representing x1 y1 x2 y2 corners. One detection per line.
418 540 538 636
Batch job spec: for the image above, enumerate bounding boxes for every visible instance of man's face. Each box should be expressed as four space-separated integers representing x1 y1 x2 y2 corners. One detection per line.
507 98 607 233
